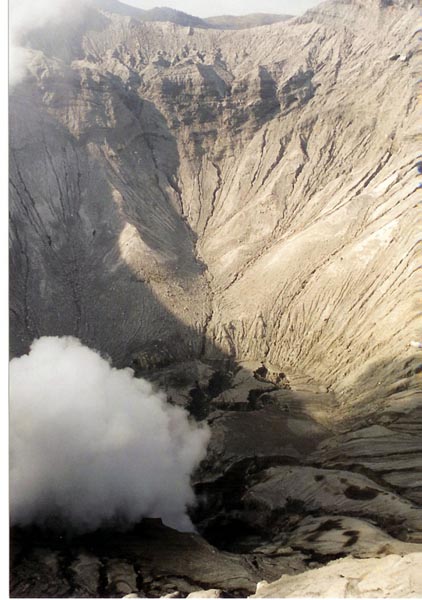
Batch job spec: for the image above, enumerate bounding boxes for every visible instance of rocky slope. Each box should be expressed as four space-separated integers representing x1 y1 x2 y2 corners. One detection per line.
9 0 422 596
10 0 420 403
251 553 422 598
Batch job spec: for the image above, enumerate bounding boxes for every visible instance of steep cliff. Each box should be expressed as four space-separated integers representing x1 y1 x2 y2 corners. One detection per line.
10 0 420 407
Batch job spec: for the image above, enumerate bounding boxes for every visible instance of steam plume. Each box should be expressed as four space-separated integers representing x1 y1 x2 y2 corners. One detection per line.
9 337 210 533
9 0 88 86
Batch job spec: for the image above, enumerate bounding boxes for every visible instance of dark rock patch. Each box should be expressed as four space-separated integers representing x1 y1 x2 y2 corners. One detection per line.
344 485 380 501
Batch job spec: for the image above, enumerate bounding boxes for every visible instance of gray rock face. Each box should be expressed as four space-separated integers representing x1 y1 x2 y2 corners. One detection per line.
10 0 420 397
10 520 307 598
243 465 422 535
250 553 422 598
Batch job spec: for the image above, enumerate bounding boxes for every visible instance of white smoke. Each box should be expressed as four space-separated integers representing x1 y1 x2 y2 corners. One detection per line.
9 336 210 533
9 0 89 86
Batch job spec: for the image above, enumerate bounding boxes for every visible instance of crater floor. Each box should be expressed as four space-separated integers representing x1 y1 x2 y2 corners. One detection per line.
10 358 422 597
